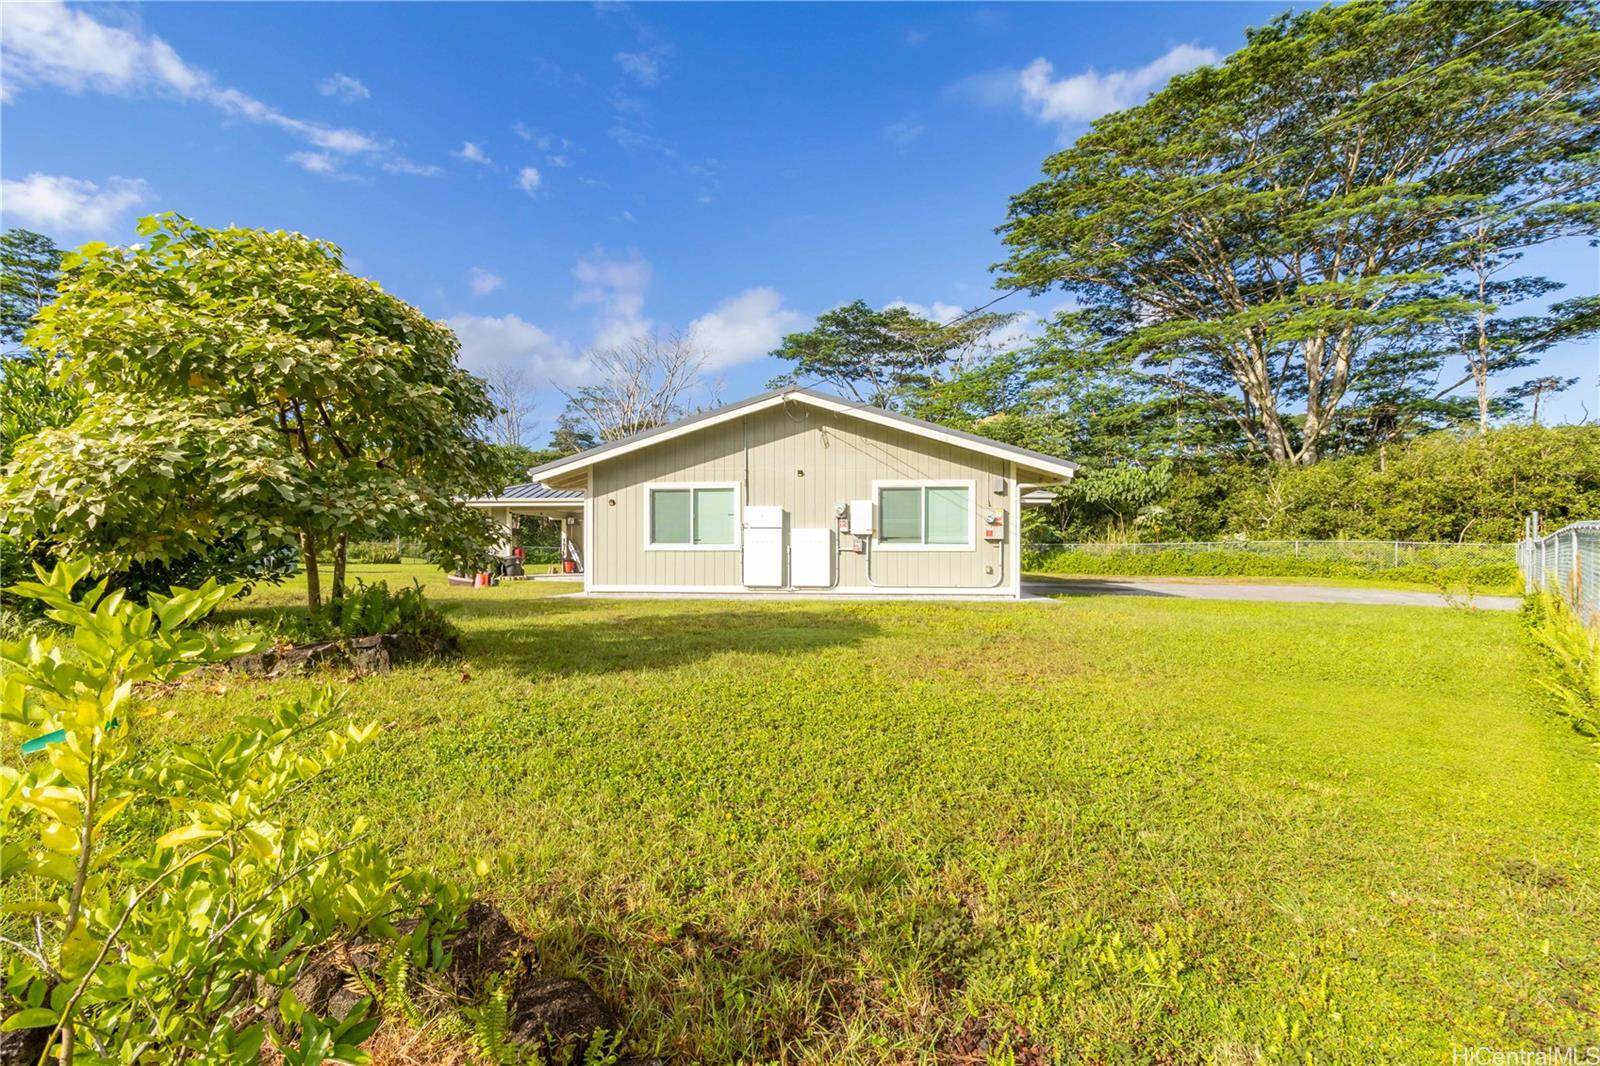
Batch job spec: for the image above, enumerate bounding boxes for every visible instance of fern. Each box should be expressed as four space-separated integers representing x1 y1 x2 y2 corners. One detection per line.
375 947 426 1029
465 977 522 1065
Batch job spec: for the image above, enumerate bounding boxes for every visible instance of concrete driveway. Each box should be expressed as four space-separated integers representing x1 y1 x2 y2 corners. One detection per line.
1022 576 1522 611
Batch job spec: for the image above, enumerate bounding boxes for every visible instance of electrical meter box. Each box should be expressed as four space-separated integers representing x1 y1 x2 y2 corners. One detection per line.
848 499 875 536
982 508 1006 542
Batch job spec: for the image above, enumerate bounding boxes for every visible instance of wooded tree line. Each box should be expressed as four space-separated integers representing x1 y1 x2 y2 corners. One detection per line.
764 0 1598 539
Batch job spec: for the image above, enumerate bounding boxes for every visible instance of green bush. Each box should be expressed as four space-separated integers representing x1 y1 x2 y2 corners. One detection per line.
1 560 464 1062
345 540 403 565
1223 426 1600 542
1023 546 1520 591
1029 425 1599 543
1521 590 1600 738
255 579 460 645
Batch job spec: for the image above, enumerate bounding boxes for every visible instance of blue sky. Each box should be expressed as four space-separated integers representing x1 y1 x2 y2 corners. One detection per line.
3 1 1595 435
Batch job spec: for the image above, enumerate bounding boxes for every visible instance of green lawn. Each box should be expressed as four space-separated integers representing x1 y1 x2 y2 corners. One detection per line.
163 565 1594 1063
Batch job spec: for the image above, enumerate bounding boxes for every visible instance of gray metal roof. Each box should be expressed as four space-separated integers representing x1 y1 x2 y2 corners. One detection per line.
525 386 1079 487
467 483 585 505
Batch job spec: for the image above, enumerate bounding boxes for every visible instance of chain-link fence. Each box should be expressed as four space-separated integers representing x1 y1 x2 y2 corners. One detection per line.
1024 540 1512 568
1519 521 1599 627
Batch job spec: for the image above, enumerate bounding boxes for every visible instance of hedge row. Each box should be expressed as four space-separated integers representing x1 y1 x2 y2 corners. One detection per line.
1022 548 1521 592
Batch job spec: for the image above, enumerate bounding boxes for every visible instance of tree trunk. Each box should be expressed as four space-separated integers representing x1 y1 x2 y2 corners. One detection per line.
301 531 321 617
1474 251 1491 434
331 533 348 605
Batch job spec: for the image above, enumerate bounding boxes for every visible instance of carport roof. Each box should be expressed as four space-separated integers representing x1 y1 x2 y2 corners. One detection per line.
466 484 586 506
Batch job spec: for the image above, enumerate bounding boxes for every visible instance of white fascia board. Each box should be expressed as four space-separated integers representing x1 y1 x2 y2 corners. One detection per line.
528 389 1078 486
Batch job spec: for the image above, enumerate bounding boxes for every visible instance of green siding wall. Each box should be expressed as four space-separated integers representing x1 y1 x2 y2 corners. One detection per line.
589 405 1013 590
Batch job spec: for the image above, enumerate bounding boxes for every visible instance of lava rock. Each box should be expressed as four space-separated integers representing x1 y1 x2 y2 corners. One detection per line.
0 1023 50 1066
227 633 460 677
285 950 355 1017
443 901 535 999
504 976 617 1061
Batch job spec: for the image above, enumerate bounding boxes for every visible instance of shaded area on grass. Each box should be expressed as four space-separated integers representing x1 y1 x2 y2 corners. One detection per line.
465 604 881 677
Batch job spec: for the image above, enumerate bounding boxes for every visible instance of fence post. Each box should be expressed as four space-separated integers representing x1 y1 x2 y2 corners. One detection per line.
1393 540 1399 567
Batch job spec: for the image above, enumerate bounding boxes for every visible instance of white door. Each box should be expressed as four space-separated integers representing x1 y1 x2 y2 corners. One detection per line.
742 506 785 587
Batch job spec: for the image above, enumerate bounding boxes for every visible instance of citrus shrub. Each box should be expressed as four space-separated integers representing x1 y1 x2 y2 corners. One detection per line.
0 561 461 1063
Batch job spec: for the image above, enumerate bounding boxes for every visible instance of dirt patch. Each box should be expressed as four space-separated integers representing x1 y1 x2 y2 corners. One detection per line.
1502 858 1568 890
937 1014 1051 1066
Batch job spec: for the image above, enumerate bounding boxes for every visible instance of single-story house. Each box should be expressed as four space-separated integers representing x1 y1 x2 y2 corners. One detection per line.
471 387 1077 599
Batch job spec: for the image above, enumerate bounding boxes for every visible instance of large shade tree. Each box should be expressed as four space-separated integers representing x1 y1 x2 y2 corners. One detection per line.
1 215 501 613
769 299 1021 409
997 0 1600 464
0 227 66 355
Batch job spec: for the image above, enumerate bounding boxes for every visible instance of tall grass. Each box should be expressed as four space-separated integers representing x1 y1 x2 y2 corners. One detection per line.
1522 588 1600 739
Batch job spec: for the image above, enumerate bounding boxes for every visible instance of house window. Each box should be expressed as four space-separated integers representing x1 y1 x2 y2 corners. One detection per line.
876 483 973 549
647 484 738 548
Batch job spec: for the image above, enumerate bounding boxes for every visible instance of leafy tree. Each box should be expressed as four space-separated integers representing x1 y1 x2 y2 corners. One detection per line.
769 299 1019 409
0 356 80 468
1056 461 1177 539
0 228 65 355
1 560 460 1063
547 410 598 457
998 1 1600 464
0 215 502 615
1220 424 1600 541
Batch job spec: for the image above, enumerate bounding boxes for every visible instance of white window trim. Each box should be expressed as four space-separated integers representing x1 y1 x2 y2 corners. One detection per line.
871 479 976 552
643 481 742 551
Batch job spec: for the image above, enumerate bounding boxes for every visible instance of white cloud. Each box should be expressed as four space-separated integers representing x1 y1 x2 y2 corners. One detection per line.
454 141 492 165
0 172 148 235
318 72 369 102
613 50 663 87
382 157 442 177
288 151 338 175
687 288 805 370
467 267 504 296
516 166 542 194
903 28 932 47
546 154 570 168
0 3 394 162
1017 43 1218 126
446 313 581 382
573 248 652 347
883 119 925 151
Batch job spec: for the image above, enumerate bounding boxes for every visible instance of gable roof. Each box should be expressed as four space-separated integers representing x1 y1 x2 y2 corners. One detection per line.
526 387 1078 490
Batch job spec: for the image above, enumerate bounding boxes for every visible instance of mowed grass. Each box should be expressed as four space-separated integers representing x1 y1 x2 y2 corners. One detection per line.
161 565 1595 1063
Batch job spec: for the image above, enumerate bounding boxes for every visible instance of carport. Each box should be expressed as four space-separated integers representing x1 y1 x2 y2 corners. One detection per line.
466 483 586 573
